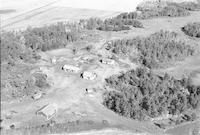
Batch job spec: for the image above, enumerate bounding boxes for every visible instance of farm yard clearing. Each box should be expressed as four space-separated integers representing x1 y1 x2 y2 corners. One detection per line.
1 0 200 135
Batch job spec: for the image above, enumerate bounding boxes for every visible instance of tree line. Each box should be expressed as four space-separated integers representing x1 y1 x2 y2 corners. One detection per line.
80 17 143 31
106 30 195 68
80 2 200 31
23 23 79 51
117 2 200 20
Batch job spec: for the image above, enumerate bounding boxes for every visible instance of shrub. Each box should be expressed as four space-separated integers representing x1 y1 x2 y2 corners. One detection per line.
182 22 200 38
33 73 50 89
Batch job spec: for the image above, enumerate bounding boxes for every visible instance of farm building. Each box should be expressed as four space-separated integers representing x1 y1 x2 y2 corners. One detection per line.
81 71 97 80
62 65 81 73
51 57 57 64
36 103 58 120
32 92 42 100
85 88 93 94
100 58 115 65
75 55 95 64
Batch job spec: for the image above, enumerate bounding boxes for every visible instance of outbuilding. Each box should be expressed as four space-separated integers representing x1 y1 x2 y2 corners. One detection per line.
51 57 57 64
81 71 97 80
32 92 42 100
36 103 58 120
85 88 93 94
100 58 115 65
62 65 81 73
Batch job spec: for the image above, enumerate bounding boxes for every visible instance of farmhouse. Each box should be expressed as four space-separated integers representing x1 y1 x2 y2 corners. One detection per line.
36 103 58 120
62 65 81 73
100 58 115 65
81 71 97 80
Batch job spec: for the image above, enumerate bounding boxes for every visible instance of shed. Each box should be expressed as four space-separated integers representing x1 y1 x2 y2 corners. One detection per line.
36 103 58 120
51 57 57 64
62 65 81 73
100 58 115 65
85 88 93 94
81 71 97 80
32 92 42 100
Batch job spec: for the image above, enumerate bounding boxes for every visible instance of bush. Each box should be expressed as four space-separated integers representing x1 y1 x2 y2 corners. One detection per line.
182 22 200 38
33 73 50 89
103 68 200 121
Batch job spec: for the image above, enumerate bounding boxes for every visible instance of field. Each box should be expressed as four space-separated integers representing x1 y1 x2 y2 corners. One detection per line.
1 0 200 135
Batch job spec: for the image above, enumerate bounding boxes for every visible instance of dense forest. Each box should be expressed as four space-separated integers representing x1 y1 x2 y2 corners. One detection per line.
103 68 200 120
1 31 39 63
119 2 200 20
182 22 200 38
80 2 200 32
1 22 80 63
23 23 79 51
106 30 195 68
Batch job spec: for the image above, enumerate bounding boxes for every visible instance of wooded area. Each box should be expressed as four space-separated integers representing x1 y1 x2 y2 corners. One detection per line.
104 68 200 120
106 31 195 68
182 22 200 38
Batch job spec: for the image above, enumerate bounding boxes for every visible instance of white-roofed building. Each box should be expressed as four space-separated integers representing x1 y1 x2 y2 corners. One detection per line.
36 103 58 120
81 71 97 80
62 65 81 73
100 58 115 65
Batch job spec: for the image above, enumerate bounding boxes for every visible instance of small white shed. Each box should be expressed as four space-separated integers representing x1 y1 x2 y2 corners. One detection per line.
81 71 97 80
32 92 42 100
51 57 57 64
100 58 115 65
62 65 81 73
